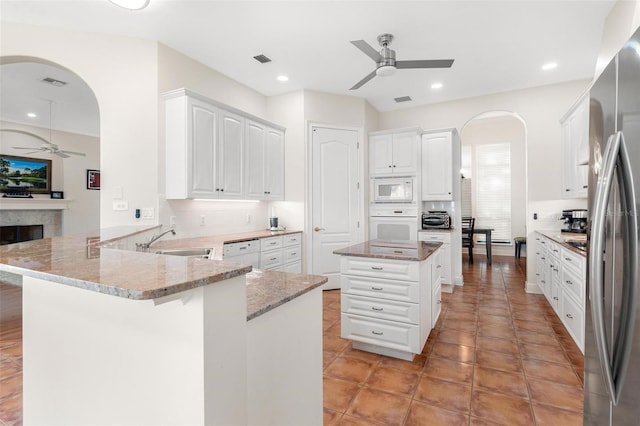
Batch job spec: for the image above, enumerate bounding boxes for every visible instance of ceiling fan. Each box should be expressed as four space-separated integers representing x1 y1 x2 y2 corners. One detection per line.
2 101 86 158
349 33 455 90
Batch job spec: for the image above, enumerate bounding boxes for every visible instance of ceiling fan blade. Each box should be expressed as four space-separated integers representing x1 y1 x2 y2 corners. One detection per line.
350 70 377 90
1 129 51 145
11 148 43 155
396 59 455 69
54 151 71 158
59 150 86 157
350 40 382 62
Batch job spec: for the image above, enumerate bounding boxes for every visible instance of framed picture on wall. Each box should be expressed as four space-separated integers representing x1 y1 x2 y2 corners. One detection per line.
0 154 52 194
87 169 100 190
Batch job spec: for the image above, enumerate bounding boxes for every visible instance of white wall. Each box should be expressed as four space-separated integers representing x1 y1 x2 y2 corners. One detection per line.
595 0 640 79
0 121 100 235
1 22 159 229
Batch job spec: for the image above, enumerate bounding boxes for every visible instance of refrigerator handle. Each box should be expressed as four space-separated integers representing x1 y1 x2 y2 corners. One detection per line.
588 131 638 406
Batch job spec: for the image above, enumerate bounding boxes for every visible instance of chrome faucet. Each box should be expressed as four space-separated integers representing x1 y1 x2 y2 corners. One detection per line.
136 229 176 252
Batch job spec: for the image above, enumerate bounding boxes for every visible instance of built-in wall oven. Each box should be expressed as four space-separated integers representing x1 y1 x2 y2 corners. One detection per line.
369 205 419 241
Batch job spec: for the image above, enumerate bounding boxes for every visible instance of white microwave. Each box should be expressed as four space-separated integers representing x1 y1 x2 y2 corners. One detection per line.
371 177 415 203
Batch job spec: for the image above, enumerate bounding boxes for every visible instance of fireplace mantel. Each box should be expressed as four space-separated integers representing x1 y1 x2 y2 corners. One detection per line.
0 198 72 210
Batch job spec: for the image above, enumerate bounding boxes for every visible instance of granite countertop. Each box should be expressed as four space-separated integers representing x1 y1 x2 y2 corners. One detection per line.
246 270 327 321
0 227 251 300
333 239 442 261
537 230 587 256
152 229 302 260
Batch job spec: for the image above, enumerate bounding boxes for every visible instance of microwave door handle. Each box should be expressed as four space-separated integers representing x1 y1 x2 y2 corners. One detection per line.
589 131 638 405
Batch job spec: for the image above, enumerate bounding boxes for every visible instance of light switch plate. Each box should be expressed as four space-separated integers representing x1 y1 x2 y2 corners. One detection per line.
113 200 129 211
141 208 154 219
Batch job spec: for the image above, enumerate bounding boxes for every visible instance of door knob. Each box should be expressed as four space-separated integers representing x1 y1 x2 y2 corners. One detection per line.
314 227 325 232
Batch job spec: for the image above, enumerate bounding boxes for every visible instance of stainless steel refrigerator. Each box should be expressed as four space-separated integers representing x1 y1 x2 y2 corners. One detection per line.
585 26 640 425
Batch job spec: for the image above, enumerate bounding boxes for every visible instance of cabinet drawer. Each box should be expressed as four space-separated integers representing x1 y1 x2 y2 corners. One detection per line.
341 313 420 354
561 292 584 352
261 236 283 251
341 275 419 303
283 245 302 263
340 257 419 282
561 266 585 305
260 249 283 269
341 294 419 324
561 247 585 280
418 232 451 244
548 241 561 259
283 260 301 274
283 233 302 247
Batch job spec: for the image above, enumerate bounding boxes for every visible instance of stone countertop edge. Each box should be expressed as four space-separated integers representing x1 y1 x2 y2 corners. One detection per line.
333 240 443 261
536 230 587 257
245 270 328 321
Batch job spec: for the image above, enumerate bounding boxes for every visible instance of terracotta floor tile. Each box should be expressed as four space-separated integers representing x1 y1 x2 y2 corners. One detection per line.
0 358 20 381
378 354 426 373
0 394 21 425
338 414 382 425
423 357 474 384
522 358 582 387
445 311 477 322
0 374 22 401
324 407 342 425
365 366 420 396
340 347 383 364
436 329 476 347
516 329 560 347
473 366 529 399
325 322 343 337
325 356 376 383
405 400 469 426
324 334 351 353
413 375 472 414
323 375 361 413
532 403 583 426
477 324 516 340
346 387 411 426
475 335 519 355
513 318 554 334
324 350 339 369
475 348 522 373
520 342 570 364
470 389 534 426
430 341 475 364
441 318 478 333
527 378 584 412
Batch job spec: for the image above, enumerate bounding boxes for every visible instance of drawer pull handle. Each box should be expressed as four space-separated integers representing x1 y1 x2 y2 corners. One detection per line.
566 280 573 285
565 257 572 262
270 242 277 245
566 313 574 319
371 307 384 311
437 300 441 304
553 297 558 300
371 266 384 270
371 286 384 291
371 331 384 335
239 247 247 250
437 265 442 268
270 257 278 261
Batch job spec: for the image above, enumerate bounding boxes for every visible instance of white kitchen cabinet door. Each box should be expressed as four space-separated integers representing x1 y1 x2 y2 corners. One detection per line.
422 131 453 201
165 95 219 199
392 131 419 174
218 110 245 199
245 120 267 199
369 133 393 175
264 128 284 200
562 95 588 199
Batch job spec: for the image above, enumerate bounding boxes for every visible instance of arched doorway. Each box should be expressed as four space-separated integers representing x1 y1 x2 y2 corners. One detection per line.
460 111 527 258
0 56 100 236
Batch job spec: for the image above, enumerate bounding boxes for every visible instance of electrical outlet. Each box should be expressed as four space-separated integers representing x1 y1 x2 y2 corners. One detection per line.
112 200 129 211
246 213 251 223
169 216 176 228
200 215 206 226
141 208 154 219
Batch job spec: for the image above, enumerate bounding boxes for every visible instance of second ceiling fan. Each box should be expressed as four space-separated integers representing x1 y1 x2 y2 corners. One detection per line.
349 33 454 90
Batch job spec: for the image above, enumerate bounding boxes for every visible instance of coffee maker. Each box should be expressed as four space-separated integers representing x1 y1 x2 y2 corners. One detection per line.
561 209 587 233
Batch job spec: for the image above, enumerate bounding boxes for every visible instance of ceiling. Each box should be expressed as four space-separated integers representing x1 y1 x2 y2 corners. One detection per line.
0 0 616 135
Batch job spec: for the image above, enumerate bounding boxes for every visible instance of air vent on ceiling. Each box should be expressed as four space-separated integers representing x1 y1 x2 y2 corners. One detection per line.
253 54 272 64
394 96 412 103
41 77 68 87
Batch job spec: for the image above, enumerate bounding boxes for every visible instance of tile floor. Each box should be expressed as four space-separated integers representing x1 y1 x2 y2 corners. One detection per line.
322 256 584 426
0 255 584 426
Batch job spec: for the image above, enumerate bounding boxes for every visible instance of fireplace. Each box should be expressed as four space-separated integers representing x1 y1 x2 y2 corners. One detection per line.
0 225 44 245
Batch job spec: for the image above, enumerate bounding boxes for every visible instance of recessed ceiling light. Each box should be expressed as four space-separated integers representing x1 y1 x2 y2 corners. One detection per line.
431 82 443 89
277 75 289 82
108 0 150 10
542 62 558 71
27 112 37 118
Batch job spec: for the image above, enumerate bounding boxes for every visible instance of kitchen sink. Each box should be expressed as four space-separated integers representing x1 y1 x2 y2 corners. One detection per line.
154 248 215 259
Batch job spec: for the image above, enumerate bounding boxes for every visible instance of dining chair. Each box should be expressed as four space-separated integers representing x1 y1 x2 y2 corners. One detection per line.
461 217 475 264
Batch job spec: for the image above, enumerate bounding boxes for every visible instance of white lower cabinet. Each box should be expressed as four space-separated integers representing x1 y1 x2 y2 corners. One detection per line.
339 251 438 360
259 232 302 272
418 231 451 284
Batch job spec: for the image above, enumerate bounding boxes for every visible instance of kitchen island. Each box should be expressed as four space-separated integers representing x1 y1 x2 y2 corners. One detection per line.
334 240 442 360
0 226 326 425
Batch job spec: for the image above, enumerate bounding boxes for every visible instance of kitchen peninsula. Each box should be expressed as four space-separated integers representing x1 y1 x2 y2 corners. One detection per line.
0 226 326 425
334 240 442 361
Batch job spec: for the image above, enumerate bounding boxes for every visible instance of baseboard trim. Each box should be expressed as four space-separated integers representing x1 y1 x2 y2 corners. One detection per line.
525 281 542 294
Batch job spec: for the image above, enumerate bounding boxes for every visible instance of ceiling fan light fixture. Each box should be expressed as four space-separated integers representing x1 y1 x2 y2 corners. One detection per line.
108 0 150 10
431 82 443 89
376 65 396 77
27 112 37 118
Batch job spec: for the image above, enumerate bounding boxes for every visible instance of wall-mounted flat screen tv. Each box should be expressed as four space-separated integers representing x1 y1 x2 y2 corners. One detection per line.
0 154 52 194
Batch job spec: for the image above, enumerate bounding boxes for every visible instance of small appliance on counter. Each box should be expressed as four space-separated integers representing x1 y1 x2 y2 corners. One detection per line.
422 210 451 229
560 209 587 233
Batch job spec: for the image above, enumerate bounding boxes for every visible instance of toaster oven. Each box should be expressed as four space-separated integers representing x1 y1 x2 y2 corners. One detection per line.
422 211 451 229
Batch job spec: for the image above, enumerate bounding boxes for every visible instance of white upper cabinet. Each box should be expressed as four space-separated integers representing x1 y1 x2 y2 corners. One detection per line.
422 131 454 201
562 94 589 199
369 130 419 176
164 89 285 200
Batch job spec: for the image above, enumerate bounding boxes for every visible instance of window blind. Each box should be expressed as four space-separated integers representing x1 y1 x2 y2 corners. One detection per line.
475 143 511 243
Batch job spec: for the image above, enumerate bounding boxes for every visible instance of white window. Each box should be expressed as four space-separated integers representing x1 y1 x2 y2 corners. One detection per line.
475 143 511 243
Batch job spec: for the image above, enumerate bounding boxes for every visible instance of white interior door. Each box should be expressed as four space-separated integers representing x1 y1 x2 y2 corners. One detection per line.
311 126 360 290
